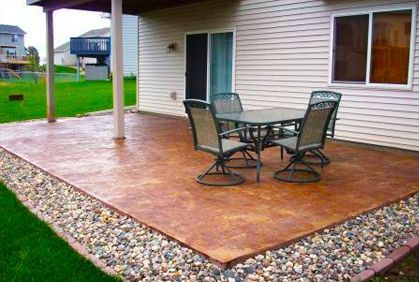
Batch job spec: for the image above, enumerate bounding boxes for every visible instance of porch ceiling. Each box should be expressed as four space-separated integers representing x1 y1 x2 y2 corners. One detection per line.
27 0 209 15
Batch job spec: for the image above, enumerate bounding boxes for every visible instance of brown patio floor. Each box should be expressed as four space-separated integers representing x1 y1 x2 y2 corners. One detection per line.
0 113 418 267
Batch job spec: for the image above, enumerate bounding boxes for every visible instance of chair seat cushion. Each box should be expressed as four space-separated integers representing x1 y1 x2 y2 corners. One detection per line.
198 139 249 156
270 137 298 151
270 137 322 152
222 139 250 154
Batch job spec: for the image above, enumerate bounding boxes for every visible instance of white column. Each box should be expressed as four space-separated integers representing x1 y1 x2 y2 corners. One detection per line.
45 10 56 122
111 0 125 139
76 56 80 82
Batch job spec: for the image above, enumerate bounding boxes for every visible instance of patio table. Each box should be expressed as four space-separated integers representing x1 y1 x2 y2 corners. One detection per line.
216 107 305 182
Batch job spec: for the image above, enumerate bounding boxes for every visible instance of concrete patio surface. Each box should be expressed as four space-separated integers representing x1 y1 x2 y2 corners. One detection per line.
0 113 417 266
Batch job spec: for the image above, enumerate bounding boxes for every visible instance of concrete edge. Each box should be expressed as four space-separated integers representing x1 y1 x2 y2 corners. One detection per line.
81 106 137 117
8 190 118 279
350 236 419 282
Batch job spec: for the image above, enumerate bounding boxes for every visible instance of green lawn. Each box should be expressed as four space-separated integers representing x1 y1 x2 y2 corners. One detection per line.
372 251 419 282
54 65 77 74
0 80 136 123
0 183 119 281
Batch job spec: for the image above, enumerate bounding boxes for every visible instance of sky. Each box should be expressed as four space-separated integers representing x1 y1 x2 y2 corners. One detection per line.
0 0 110 58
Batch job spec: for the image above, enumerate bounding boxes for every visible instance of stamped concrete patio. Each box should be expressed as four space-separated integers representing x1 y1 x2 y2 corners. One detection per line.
0 113 418 267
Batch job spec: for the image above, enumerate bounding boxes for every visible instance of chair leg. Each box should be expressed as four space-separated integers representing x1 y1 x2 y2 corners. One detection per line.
196 157 245 186
274 153 321 183
280 147 284 160
303 149 331 166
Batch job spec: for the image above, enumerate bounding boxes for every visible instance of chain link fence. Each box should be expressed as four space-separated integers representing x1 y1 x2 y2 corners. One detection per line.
0 69 79 83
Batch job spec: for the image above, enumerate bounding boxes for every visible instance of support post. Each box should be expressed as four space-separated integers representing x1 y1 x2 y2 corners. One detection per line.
45 9 56 122
111 0 125 139
76 56 80 82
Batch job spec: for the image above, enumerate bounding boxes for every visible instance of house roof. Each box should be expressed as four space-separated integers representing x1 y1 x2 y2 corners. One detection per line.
55 27 110 52
79 27 110 38
0 24 26 35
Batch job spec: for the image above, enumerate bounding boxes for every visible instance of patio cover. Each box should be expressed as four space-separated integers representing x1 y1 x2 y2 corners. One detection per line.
27 0 208 139
27 0 209 14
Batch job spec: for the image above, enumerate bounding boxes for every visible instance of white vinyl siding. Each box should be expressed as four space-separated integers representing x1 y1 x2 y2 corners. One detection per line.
138 0 419 151
123 15 138 76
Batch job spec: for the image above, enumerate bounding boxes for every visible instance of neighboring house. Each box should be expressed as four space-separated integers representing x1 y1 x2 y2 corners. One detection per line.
54 15 138 76
54 27 110 67
136 0 419 152
0 24 28 70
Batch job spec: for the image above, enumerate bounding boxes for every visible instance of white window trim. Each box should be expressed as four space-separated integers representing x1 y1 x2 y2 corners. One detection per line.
183 28 236 103
328 4 417 90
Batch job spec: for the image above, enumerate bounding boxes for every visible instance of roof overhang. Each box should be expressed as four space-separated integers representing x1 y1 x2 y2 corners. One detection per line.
27 0 209 15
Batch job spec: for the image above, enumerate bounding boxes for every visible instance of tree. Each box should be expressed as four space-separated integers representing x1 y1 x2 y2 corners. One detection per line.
25 46 41 82
25 46 39 71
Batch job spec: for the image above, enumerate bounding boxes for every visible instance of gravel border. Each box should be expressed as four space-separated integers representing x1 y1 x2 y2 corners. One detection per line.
0 147 417 281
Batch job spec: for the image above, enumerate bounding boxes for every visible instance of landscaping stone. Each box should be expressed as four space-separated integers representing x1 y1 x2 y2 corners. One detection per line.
0 147 417 281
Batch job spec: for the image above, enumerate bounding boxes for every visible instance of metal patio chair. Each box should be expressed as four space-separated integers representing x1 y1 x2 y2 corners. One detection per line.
270 101 338 183
184 99 251 186
212 93 258 168
305 90 342 165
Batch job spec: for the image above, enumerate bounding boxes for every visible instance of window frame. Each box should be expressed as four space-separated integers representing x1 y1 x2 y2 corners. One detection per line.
328 5 417 90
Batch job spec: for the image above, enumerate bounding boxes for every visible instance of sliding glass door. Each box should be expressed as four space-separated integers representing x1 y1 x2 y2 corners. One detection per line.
185 30 234 101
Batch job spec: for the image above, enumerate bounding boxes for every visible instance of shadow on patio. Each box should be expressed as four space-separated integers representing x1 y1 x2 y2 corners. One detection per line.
0 113 418 267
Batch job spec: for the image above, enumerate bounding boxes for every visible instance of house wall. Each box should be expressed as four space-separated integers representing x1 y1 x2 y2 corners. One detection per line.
54 50 77 66
137 0 419 151
123 15 138 76
0 33 25 56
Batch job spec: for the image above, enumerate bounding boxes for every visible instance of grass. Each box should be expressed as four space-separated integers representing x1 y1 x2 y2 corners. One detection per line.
372 252 419 282
0 80 136 123
54 65 77 74
0 182 119 281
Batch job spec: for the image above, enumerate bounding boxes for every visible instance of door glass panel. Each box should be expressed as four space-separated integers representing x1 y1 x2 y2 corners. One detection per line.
370 10 412 84
210 32 233 97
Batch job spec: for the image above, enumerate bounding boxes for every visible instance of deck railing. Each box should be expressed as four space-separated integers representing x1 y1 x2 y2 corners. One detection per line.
70 37 111 56
0 54 29 64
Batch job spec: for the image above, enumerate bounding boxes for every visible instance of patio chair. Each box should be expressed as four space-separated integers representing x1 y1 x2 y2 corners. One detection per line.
305 90 342 165
270 101 338 183
211 93 258 168
183 99 251 186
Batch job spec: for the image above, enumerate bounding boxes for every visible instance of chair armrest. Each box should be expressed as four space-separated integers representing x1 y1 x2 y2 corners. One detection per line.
219 126 252 137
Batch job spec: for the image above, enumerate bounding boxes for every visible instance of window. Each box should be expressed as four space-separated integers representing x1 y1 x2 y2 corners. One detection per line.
6 49 16 56
12 34 18 43
332 8 414 86
333 15 369 82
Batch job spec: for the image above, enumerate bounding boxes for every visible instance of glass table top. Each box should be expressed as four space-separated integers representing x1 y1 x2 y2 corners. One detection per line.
216 107 305 125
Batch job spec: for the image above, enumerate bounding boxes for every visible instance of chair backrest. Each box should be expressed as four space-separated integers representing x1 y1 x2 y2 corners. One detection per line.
211 92 243 114
309 90 342 137
297 101 337 151
183 99 223 154
211 93 244 133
